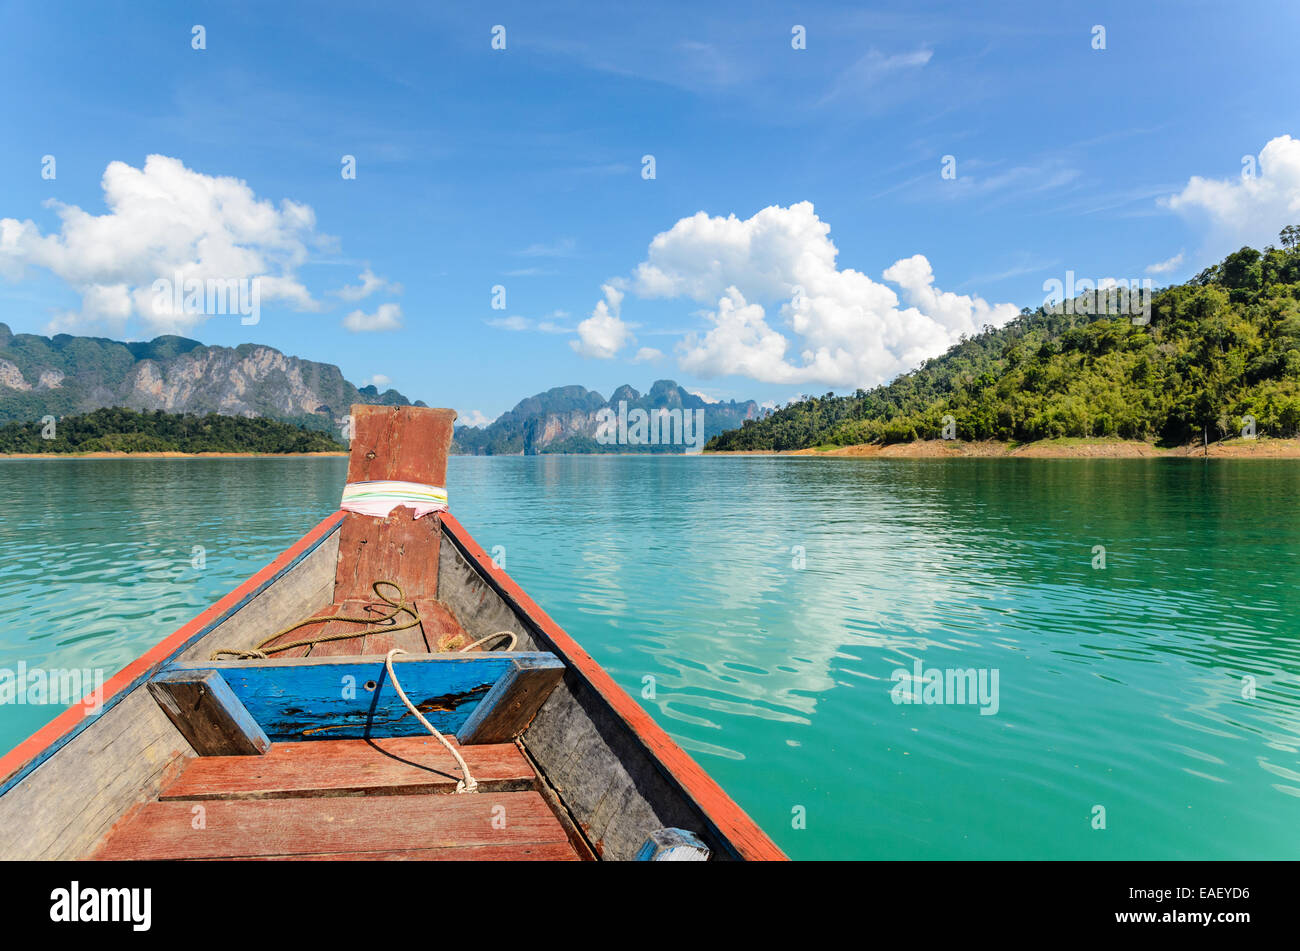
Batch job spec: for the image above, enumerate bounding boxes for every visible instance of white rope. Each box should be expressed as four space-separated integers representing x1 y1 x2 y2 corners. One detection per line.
384 648 478 794
459 630 518 652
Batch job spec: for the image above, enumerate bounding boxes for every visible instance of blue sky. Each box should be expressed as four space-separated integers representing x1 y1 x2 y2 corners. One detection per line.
1 0 1298 423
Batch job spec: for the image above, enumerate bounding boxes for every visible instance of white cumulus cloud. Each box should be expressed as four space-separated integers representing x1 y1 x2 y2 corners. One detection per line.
457 409 497 428
570 283 633 358
611 201 1019 388
1164 134 1300 251
343 302 402 332
0 154 323 335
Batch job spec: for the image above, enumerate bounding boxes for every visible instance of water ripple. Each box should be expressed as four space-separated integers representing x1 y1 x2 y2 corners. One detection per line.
2 456 1298 859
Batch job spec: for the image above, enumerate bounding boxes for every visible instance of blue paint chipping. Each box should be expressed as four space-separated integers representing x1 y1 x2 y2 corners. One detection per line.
164 653 561 742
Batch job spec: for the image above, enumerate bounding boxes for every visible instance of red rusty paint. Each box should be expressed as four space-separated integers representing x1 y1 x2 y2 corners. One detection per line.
0 511 346 789
439 511 788 861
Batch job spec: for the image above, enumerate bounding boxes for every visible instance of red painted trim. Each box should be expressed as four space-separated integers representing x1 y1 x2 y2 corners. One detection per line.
0 512 346 789
439 512 787 861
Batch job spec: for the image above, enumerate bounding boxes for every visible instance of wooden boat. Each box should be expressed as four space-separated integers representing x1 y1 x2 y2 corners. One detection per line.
0 406 785 861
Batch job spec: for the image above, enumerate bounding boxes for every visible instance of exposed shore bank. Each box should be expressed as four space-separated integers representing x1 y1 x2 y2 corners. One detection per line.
7 439 1298 459
708 437 1300 458
0 450 348 459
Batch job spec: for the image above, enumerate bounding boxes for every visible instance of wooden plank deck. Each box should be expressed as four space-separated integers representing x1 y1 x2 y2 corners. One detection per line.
260 597 473 659
95 737 582 861
158 736 538 800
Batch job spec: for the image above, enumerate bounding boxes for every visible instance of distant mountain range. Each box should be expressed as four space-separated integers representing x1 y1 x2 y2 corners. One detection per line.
0 323 418 430
453 380 762 454
0 324 763 453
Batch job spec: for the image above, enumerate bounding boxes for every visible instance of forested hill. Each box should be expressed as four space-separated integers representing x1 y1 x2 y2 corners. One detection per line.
707 234 1300 451
0 325 417 430
0 408 345 454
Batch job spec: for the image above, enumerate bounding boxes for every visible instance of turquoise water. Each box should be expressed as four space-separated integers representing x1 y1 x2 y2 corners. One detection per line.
2 456 1299 859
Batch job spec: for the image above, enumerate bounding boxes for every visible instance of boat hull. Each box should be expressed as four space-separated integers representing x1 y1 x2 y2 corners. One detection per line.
0 510 785 861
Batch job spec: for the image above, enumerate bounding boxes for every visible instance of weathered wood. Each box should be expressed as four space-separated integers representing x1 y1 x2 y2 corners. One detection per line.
437 534 541 652
256 600 349 660
147 669 270 756
334 510 443 603
0 514 342 859
1 403 786 863
260 596 456 659
159 737 536 800
635 827 711 861
357 597 433 656
457 657 566 745
93 790 569 860
0 689 192 860
174 521 340 663
213 842 580 861
410 597 471 652
297 598 423 658
439 513 787 861
160 653 559 742
334 405 457 603
345 405 457 486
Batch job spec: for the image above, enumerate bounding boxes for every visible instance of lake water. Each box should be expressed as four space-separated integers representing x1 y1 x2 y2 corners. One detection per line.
2 456 1299 859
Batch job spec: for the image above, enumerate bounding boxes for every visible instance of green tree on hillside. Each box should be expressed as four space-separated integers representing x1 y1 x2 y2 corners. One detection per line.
708 231 1300 451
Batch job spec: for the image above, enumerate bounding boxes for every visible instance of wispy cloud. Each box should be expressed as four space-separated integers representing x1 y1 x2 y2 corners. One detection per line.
876 157 1080 206
485 311 574 334
486 315 531 331
958 256 1060 288
818 48 933 106
517 238 577 258
333 267 402 301
1146 252 1185 275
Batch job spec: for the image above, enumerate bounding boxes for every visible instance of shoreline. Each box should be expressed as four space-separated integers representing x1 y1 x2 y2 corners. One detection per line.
707 436 1300 459
0 450 349 459
5 437 1299 459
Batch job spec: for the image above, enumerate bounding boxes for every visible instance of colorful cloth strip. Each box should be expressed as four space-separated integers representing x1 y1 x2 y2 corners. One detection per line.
340 480 448 519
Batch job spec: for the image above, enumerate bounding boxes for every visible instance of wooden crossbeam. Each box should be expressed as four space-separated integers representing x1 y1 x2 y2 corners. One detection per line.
458 656 566 744
152 653 564 746
147 669 270 757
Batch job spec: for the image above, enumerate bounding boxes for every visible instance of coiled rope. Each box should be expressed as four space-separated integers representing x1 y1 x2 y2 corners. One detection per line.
210 581 518 660
211 580 418 660
208 579 520 794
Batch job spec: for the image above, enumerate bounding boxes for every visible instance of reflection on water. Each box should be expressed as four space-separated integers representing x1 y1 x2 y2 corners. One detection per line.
2 456 1298 859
